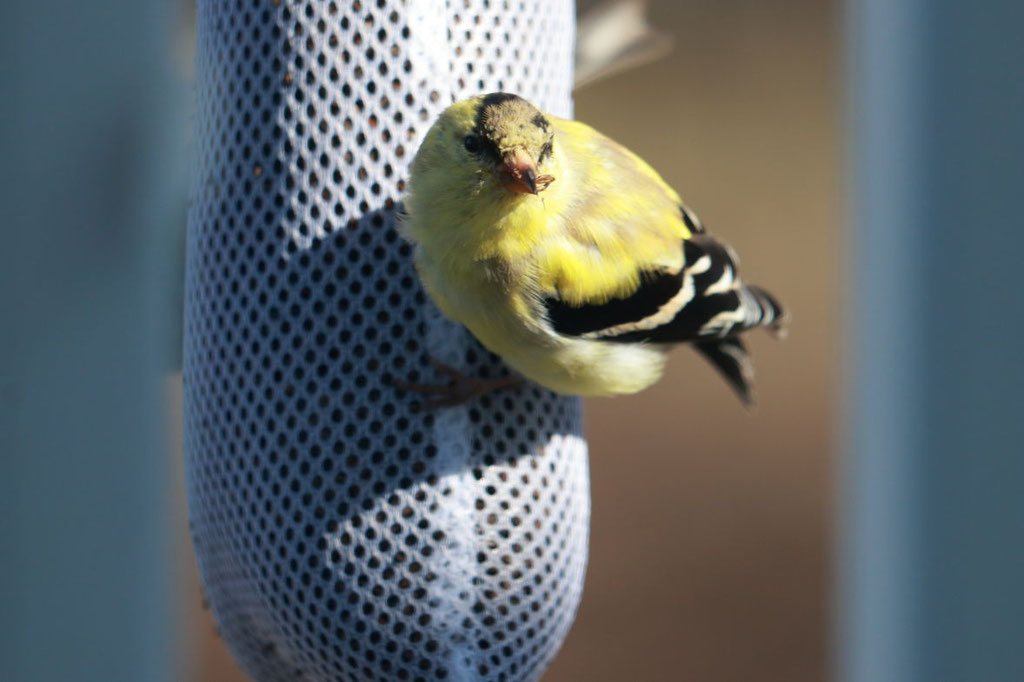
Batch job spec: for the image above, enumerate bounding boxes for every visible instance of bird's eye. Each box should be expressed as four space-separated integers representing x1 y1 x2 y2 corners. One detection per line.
463 135 482 153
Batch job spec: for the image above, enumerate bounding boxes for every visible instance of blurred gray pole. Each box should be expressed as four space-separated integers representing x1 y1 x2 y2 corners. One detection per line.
843 1 1024 681
0 2 184 681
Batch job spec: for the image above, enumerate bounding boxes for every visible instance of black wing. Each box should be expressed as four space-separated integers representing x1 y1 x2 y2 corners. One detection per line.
544 234 785 343
543 233 786 406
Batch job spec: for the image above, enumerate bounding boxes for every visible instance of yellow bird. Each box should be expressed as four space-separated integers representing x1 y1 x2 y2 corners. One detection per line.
401 93 785 407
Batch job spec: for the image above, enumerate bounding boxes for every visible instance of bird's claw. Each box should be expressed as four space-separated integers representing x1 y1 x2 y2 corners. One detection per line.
389 358 522 408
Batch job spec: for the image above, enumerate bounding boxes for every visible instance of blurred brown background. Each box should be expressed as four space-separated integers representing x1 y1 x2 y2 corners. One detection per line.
176 1 838 680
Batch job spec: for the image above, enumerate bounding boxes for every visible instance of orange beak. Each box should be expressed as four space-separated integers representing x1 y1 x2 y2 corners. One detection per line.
497 149 554 195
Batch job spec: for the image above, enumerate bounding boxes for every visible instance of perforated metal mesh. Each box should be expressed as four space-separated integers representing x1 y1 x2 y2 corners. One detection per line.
184 2 587 681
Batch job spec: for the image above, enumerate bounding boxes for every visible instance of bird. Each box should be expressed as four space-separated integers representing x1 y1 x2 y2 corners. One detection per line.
400 92 786 408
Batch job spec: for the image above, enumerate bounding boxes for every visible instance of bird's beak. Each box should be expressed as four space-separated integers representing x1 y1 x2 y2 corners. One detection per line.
497 149 539 195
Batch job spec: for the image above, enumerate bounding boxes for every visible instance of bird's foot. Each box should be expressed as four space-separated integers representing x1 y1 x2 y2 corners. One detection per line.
390 357 523 408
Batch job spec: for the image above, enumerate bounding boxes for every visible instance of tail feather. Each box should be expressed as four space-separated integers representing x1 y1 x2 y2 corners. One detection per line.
745 284 788 338
694 336 757 409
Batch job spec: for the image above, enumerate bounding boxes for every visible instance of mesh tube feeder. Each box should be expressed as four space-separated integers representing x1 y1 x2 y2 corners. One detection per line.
184 2 589 681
